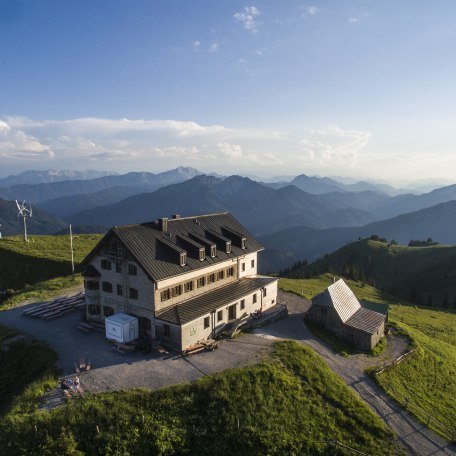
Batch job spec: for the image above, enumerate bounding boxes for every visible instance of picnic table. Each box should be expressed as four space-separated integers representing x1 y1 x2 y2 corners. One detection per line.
74 356 91 373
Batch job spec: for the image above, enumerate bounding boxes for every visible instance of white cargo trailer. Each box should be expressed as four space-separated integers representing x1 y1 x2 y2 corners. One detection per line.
105 313 139 343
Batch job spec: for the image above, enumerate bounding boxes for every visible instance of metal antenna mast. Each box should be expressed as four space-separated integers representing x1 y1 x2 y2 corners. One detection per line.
15 200 32 242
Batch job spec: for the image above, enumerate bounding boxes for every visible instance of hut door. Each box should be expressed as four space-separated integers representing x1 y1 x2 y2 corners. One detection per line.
228 304 237 320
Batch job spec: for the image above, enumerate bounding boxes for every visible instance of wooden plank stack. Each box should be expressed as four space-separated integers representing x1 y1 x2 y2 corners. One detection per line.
22 292 85 320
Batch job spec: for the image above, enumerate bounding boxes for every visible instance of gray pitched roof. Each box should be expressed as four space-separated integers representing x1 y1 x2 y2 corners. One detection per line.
156 276 277 325
312 279 386 334
312 279 361 322
82 212 263 282
345 307 386 334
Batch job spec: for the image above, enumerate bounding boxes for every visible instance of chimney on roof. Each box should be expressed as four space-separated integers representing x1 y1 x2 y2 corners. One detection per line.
171 214 180 219
159 217 168 232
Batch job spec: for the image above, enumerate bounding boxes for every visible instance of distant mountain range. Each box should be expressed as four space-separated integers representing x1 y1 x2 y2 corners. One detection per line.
0 166 201 204
1 167 455 273
258 200 456 271
265 174 408 196
0 169 116 187
70 175 382 234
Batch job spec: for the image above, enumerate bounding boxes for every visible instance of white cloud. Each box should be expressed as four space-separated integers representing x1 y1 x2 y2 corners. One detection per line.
299 126 371 166
216 142 244 159
0 120 54 160
0 116 285 170
234 6 261 33
208 42 219 53
191 40 200 51
302 6 320 18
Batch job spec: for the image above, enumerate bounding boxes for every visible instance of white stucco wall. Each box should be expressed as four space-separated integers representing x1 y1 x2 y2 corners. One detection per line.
84 255 156 336
237 252 258 278
179 277 278 350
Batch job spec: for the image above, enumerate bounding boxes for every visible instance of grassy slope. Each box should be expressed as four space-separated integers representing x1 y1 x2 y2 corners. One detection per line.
0 234 101 309
0 325 59 415
287 239 456 306
280 275 456 439
0 341 399 456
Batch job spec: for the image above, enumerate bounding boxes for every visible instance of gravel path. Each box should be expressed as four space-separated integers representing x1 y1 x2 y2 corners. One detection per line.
252 291 456 456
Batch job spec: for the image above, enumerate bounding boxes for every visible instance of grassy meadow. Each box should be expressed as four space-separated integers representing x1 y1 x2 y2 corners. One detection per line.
280 274 456 440
287 239 456 307
0 234 101 309
0 340 399 455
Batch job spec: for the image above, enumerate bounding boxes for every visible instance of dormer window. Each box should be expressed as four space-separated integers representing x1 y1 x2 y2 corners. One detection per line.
226 241 231 254
211 245 217 258
180 252 187 266
199 249 205 261
241 238 246 249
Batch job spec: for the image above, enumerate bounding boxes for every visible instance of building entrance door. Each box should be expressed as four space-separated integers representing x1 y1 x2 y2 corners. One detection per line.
228 303 237 320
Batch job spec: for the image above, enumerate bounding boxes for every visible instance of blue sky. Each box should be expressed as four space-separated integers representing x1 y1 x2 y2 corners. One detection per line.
1 0 456 183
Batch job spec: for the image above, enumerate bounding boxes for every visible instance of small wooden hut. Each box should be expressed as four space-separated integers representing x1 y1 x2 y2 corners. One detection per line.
307 279 386 350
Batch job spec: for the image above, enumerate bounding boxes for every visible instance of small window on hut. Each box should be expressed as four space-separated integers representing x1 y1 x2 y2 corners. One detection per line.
161 289 171 301
102 282 113 293
129 287 139 300
88 305 100 315
103 306 114 317
101 259 112 270
86 281 99 290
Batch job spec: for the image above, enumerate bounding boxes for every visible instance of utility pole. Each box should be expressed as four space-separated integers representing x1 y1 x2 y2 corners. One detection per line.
70 224 75 274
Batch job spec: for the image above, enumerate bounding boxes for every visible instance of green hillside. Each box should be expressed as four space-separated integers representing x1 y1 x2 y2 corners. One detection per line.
0 197 68 236
286 238 456 307
0 340 398 455
0 235 102 308
280 275 456 440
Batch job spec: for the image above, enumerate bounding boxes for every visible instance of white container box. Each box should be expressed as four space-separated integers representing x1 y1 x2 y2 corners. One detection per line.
105 313 139 343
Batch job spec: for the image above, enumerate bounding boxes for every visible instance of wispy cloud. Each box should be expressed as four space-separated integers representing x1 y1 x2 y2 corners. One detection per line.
234 6 261 34
302 6 320 18
208 41 219 53
348 13 369 24
0 116 286 170
191 40 200 51
299 126 371 166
